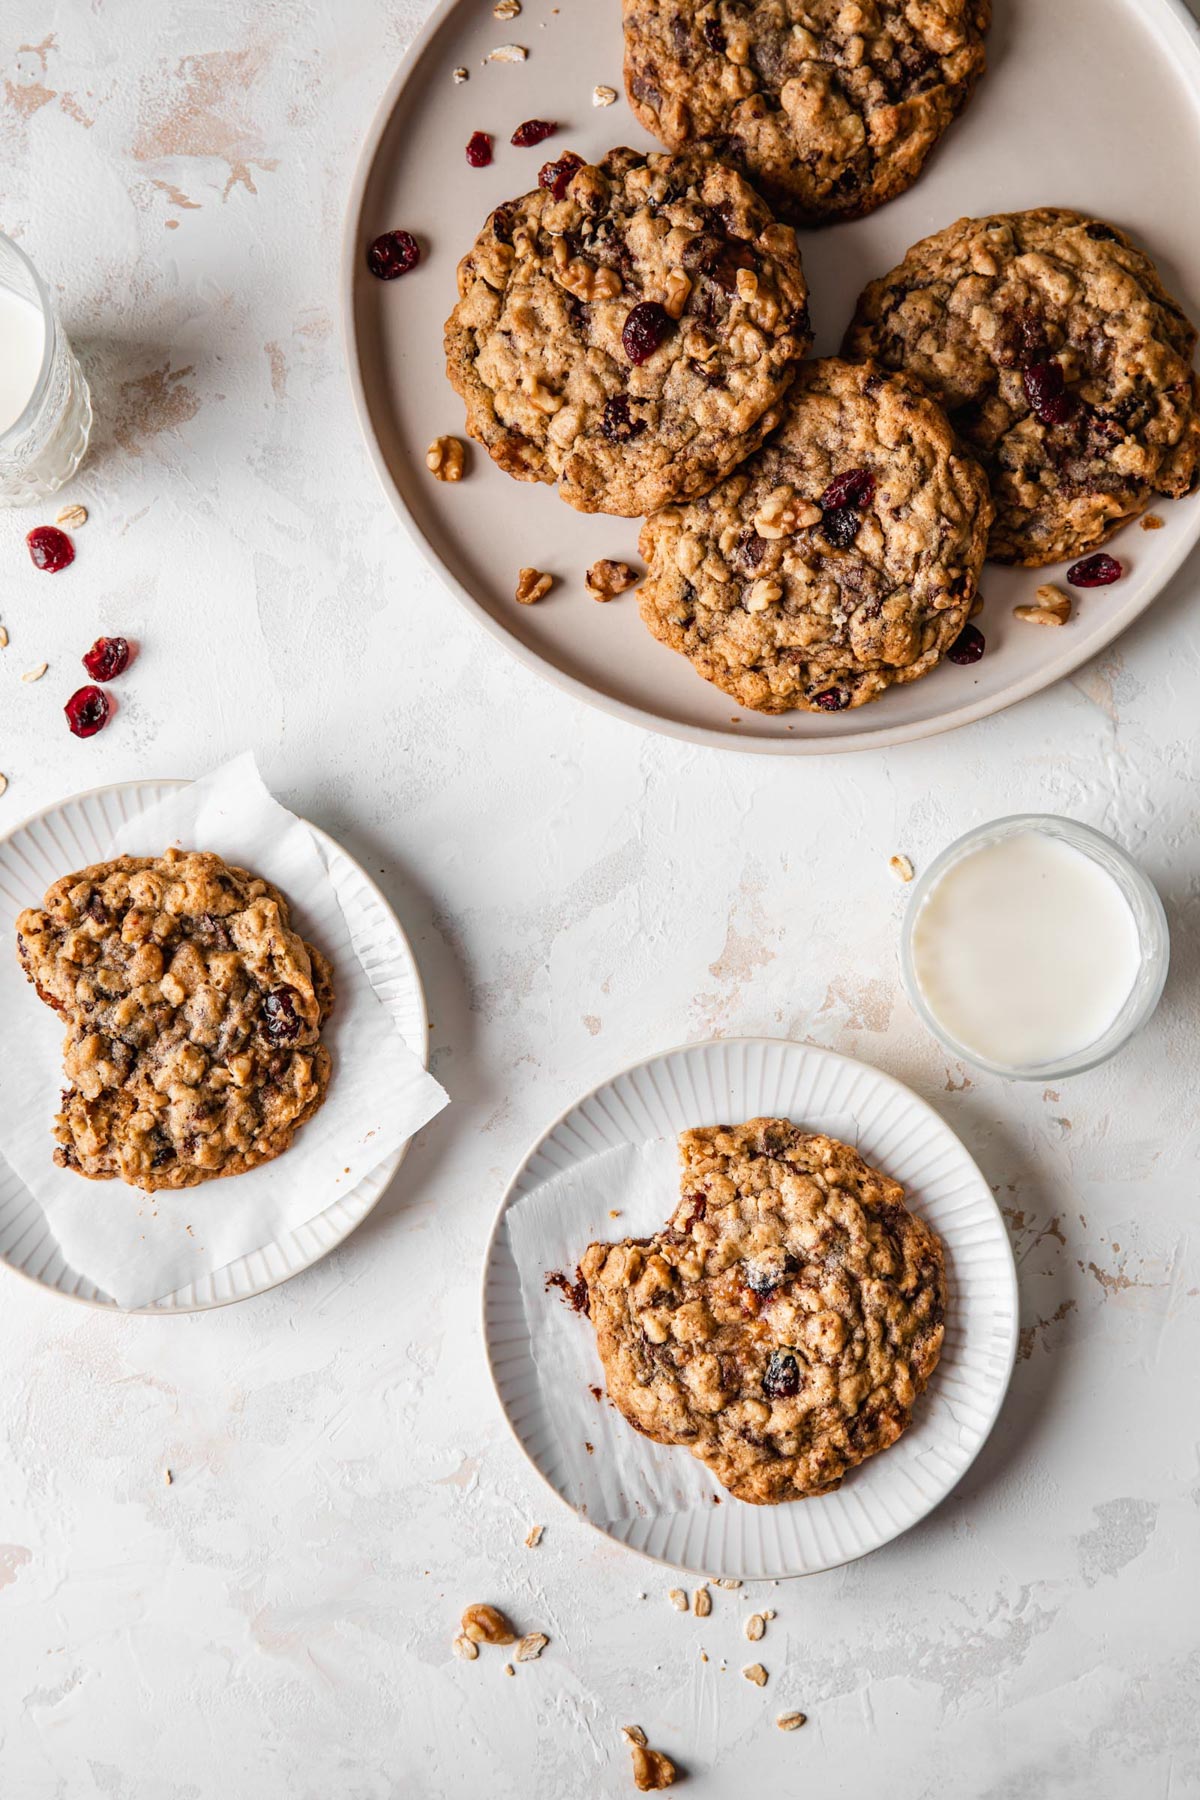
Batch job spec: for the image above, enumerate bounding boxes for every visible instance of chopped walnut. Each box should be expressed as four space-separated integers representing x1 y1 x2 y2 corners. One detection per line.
777 1712 807 1731
631 1743 677 1791
662 269 691 319
889 854 914 883
586 558 640 601
744 1613 766 1641
743 1663 768 1687
515 567 554 605
520 372 565 414
746 578 783 613
683 326 717 363
461 1603 516 1646
524 1523 544 1548
593 83 617 106
667 1587 688 1612
692 1586 711 1617
735 268 759 302
1014 584 1071 627
553 250 622 303
452 1634 479 1661
515 1632 548 1662
753 485 822 539
426 436 465 481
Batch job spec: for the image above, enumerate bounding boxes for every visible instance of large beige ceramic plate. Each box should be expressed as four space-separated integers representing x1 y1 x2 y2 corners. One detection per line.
0 780 428 1314
482 1039 1018 1579
345 0 1200 754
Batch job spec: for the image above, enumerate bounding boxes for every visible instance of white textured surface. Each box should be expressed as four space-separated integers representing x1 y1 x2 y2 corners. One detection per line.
0 3 1198 1795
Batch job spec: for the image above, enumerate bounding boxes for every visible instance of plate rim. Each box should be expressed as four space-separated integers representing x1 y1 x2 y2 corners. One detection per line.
0 776 430 1316
479 1033 1020 1579
341 0 1200 757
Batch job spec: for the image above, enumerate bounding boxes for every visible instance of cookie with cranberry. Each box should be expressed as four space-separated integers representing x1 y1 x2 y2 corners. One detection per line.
637 357 991 714
846 209 1200 565
622 0 990 226
443 146 811 516
581 1121 946 1506
15 848 333 1192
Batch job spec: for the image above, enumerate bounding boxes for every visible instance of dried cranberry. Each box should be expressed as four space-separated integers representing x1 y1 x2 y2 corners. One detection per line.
26 526 75 572
600 395 646 442
813 685 851 711
262 987 303 1043
947 623 986 665
1023 359 1075 426
762 1350 801 1399
538 151 584 202
64 685 110 738
465 131 492 167
82 636 130 681
621 301 675 365
820 468 875 512
511 118 556 147
1067 552 1123 588
366 231 420 280
820 506 863 551
1086 222 1118 241
702 17 726 50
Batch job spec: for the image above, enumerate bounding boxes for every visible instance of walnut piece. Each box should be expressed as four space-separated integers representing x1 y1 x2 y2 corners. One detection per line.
515 567 554 605
586 558 640 601
461 1603 516 1646
515 1631 549 1662
746 578 782 613
743 1663 768 1687
662 269 691 319
753 484 822 539
1014 584 1071 627
777 1711 807 1731
426 436 465 481
631 1744 677 1791
553 249 622 303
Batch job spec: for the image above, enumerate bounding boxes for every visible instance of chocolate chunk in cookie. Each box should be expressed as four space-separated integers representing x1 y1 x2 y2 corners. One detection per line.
444 147 812 516
16 849 334 1192
623 0 990 226
581 1122 946 1505
637 357 992 713
846 208 1200 565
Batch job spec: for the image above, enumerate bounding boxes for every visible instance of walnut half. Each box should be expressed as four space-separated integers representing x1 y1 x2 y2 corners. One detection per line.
515 567 554 605
461 1603 516 1646
586 559 640 602
631 1743 677 1791
426 436 465 481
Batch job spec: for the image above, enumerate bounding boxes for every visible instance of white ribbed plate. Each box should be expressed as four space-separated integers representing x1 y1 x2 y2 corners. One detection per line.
0 779 428 1314
483 1038 1017 1579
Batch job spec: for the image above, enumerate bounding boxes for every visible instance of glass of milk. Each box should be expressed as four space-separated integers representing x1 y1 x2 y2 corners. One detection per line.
901 815 1169 1080
0 233 92 506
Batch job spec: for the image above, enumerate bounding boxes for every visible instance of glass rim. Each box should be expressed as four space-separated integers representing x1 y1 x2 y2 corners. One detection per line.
899 813 1171 1081
0 231 57 451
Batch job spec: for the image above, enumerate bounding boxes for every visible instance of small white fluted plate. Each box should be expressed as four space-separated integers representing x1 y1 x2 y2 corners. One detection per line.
0 779 428 1314
483 1037 1018 1579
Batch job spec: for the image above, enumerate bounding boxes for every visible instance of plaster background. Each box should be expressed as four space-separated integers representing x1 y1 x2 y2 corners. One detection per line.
0 3 1197 1795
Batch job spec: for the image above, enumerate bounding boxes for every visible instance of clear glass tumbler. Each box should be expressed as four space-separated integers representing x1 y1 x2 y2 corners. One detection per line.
0 233 92 507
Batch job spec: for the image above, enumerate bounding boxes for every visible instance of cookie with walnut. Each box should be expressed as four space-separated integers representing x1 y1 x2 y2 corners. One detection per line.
622 0 990 225
581 1121 946 1505
16 848 333 1193
637 356 991 714
443 145 811 516
845 208 1200 564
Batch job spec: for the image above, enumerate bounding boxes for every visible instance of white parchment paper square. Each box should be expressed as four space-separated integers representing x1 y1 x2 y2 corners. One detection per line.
507 1115 858 1526
0 754 447 1309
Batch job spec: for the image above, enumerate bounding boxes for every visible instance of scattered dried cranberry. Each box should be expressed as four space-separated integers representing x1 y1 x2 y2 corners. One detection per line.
947 623 986 664
26 526 75 572
465 131 492 167
64 685 110 738
82 636 130 681
762 1350 801 1399
538 150 584 201
1023 359 1075 426
600 394 645 442
622 301 675 365
1067 552 1123 587
262 987 303 1043
820 468 875 512
813 685 851 711
820 507 863 551
365 231 420 280
511 118 556 147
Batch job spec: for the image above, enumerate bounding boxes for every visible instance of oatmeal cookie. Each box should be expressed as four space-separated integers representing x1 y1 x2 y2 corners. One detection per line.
846 208 1200 564
444 146 811 516
581 1121 946 1505
623 0 990 226
16 848 333 1192
637 356 991 713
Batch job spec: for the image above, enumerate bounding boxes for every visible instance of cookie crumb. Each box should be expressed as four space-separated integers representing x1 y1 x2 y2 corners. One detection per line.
524 1523 544 1548
743 1663 768 1687
21 662 48 683
777 1711 807 1731
452 65 469 82
515 566 553 604
486 42 527 61
1141 513 1165 530
692 1586 711 1617
745 1613 765 1641
889 854 914 883
426 435 465 481
55 503 88 529
593 84 617 106
667 1588 688 1612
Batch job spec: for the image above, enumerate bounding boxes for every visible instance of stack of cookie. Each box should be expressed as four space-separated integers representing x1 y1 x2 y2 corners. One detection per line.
443 2 1200 716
